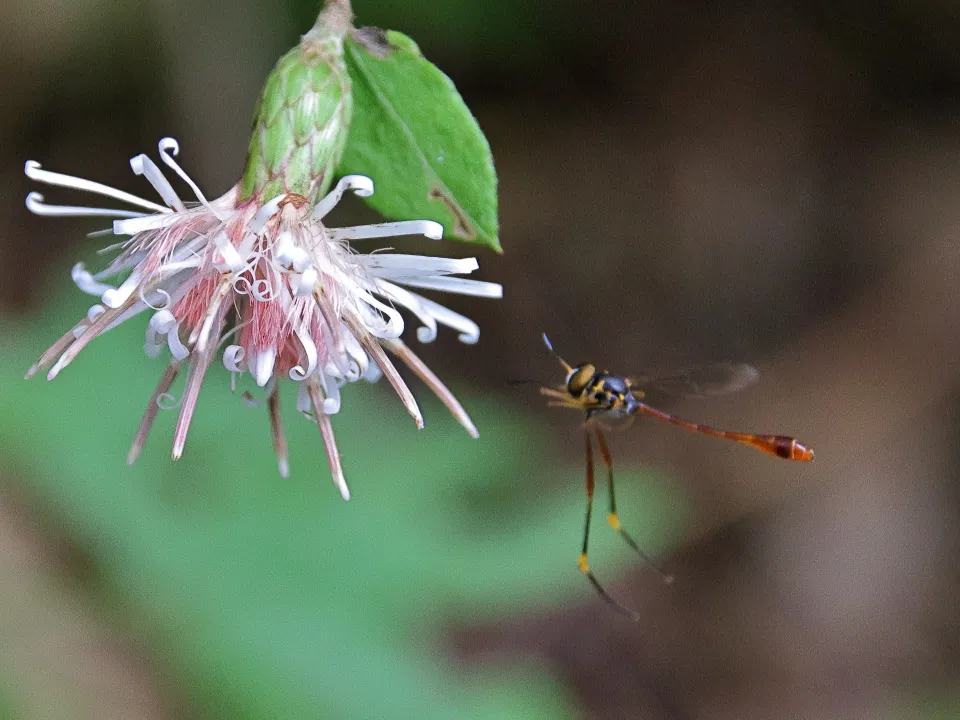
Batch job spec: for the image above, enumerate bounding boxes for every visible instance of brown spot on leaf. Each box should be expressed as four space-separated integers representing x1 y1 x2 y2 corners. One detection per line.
352 27 392 59
428 186 477 241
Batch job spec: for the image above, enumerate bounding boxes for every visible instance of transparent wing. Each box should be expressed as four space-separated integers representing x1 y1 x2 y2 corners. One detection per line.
630 363 760 398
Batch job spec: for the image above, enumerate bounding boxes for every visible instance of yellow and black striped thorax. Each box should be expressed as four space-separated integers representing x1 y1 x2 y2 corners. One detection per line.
566 364 633 412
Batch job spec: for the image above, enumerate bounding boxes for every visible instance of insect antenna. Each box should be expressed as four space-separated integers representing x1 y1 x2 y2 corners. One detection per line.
542 333 573 374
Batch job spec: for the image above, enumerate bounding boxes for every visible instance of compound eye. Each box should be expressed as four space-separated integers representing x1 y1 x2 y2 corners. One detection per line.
568 364 595 395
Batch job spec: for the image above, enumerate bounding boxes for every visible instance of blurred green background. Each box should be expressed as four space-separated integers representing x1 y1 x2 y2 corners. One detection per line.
2 0 960 718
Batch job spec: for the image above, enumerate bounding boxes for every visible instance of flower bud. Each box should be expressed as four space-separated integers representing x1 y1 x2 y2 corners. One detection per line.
237 3 353 206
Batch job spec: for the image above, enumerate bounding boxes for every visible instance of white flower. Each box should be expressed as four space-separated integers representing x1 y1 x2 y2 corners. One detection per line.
25 137 501 500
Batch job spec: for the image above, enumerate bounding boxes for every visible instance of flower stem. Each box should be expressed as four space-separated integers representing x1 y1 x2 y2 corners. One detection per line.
314 0 353 37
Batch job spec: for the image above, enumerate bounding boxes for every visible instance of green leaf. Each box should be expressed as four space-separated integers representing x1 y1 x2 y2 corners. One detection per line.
340 29 500 251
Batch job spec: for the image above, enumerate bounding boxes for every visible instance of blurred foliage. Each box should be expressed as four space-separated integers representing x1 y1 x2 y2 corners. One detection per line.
0 274 681 718
0 687 14 720
890 692 960 720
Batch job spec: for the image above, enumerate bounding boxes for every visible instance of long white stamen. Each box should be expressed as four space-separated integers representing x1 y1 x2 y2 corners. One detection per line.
311 175 374 219
24 161 170 214
158 138 219 217
374 280 439 343
148 258 203 276
129 154 185 212
393 276 503 298
113 213 182 236
329 220 444 242
359 254 479 279
412 294 481 344
72 263 114 296
26 192 147 219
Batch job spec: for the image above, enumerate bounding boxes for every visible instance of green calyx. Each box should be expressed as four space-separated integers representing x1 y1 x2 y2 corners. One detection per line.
237 4 353 206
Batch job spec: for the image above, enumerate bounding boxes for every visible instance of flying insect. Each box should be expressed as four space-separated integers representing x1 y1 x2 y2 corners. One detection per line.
540 333 814 620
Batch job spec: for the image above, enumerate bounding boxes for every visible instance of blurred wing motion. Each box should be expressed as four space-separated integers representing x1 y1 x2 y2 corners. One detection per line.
631 362 760 398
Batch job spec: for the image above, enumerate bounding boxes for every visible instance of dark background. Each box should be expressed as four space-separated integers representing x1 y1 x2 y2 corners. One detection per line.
2 0 960 717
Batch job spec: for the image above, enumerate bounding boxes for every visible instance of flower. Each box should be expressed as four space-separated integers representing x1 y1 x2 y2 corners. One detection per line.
24 138 501 499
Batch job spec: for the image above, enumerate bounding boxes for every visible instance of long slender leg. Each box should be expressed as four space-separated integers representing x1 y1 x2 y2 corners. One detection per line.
580 427 643 621
594 425 674 584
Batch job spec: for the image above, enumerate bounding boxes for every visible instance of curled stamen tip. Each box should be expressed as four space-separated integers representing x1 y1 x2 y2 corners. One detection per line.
24 160 40 175
422 221 444 240
25 191 43 210
343 175 374 197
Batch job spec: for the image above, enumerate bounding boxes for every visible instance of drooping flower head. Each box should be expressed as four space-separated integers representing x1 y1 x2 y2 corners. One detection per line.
24 2 501 500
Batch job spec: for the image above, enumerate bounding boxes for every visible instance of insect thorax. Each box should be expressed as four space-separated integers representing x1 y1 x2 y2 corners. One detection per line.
570 369 631 413
566 363 597 396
